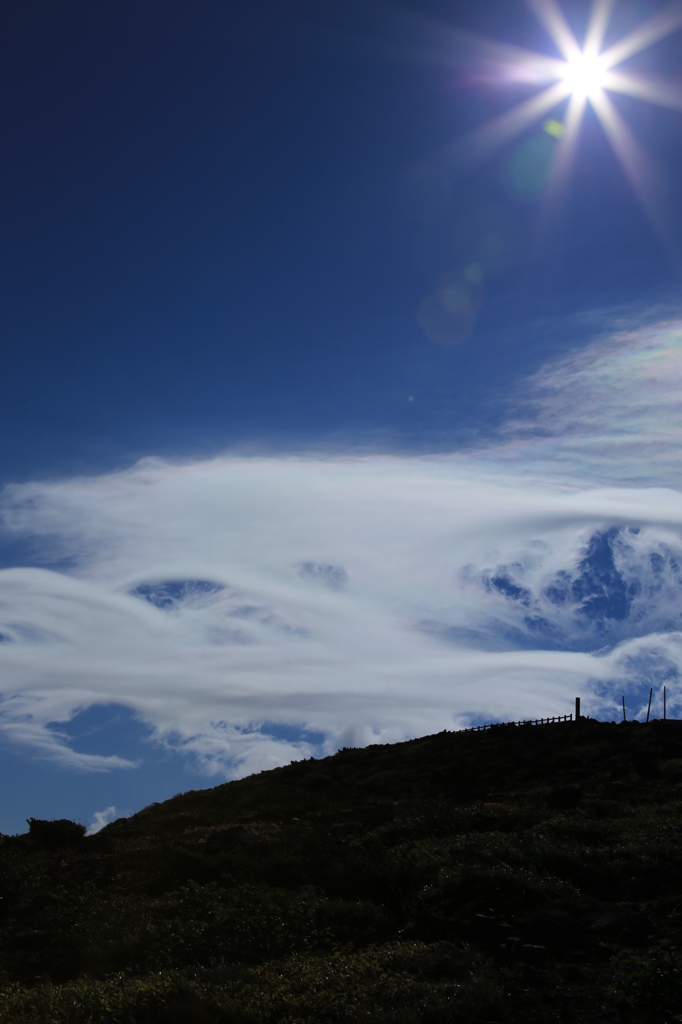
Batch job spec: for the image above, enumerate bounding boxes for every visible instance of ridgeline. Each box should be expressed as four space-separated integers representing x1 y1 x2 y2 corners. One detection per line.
2 719 682 1023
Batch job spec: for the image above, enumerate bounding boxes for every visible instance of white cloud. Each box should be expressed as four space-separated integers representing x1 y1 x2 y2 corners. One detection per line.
1 318 682 776
86 805 118 836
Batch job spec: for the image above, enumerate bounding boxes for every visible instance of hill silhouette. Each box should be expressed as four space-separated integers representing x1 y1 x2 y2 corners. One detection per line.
1 718 682 1023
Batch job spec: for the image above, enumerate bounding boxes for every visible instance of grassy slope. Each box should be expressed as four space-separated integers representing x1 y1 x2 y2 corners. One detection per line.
2 719 682 1023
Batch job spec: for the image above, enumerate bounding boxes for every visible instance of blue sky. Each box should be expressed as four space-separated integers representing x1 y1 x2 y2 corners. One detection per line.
1 0 682 834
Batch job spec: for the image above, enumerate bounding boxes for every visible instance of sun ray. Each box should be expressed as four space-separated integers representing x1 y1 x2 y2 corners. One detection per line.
378 8 567 83
442 29 568 81
604 69 682 111
526 0 582 59
452 81 570 166
589 88 664 235
529 90 588 267
583 0 617 57
444 31 570 85
600 2 682 69
548 90 587 190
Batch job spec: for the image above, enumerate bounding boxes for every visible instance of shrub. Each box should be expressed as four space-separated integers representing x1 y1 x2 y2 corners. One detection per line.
609 942 682 1015
26 818 86 849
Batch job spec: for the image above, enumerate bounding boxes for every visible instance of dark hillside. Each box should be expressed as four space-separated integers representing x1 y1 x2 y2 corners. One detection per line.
2 719 682 1023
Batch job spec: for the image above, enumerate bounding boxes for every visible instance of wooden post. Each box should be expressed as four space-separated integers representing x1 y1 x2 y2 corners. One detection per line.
575 697 580 721
646 687 653 723
664 685 667 721
622 696 626 722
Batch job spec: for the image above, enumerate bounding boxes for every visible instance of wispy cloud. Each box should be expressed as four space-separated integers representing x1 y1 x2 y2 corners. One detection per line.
494 318 682 485
0 690 137 771
1 318 682 776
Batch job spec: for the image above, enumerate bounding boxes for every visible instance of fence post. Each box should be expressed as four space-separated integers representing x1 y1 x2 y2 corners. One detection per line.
646 687 653 723
575 697 580 722
664 685 667 721
622 696 626 722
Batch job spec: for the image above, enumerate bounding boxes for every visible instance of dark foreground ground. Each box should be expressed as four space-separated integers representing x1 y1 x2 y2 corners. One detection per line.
1 719 682 1024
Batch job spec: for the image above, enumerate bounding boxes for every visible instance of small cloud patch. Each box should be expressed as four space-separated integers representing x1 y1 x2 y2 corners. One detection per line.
86 805 118 835
298 562 348 590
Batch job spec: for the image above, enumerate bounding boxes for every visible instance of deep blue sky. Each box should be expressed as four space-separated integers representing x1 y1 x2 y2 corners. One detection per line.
1 0 682 834
1 0 679 482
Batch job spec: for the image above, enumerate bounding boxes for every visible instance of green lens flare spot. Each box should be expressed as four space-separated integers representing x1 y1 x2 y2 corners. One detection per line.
543 118 565 139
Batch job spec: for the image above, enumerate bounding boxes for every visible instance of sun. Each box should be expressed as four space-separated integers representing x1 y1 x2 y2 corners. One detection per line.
560 51 607 98
453 0 682 229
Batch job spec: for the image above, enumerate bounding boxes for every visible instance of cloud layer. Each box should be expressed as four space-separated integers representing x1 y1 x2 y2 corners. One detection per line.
495 317 682 485
2 319 682 777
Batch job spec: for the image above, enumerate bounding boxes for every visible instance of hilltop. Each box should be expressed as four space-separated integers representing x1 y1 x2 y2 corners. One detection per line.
1 719 682 1023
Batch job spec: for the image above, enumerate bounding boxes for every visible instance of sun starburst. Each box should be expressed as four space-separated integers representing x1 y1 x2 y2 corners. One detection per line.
454 0 682 229
560 51 608 96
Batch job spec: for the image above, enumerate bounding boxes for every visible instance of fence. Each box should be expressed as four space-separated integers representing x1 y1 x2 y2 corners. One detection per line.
462 714 573 733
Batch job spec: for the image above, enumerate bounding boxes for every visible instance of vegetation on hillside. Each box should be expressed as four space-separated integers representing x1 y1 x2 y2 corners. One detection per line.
1 719 682 1023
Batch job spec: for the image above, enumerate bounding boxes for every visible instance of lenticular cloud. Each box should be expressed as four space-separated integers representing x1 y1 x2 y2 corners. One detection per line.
2 317 682 776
